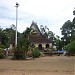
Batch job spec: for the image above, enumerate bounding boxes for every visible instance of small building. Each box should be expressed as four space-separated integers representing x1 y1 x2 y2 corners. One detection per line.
29 21 52 51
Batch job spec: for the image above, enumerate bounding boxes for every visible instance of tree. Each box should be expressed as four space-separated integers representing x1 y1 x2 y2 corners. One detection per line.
60 20 74 45
40 25 55 40
48 31 55 40
40 25 48 38
18 38 30 59
14 27 33 59
22 28 34 58
54 35 62 50
2 28 15 47
0 27 3 44
0 25 21 49
23 27 33 39
10 24 16 30
71 17 75 41
73 9 75 15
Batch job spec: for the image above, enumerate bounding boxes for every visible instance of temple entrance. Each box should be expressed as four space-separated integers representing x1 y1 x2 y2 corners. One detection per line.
38 44 42 50
46 44 49 48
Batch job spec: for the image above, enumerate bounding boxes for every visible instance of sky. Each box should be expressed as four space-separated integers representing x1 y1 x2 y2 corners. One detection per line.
0 0 75 37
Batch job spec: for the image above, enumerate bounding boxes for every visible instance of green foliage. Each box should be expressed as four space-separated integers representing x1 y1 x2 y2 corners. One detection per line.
40 25 55 40
32 48 40 58
54 35 62 50
65 40 75 55
60 18 75 47
0 44 5 48
0 26 21 48
13 28 32 60
23 27 32 38
56 40 62 50
13 48 23 59
0 48 5 59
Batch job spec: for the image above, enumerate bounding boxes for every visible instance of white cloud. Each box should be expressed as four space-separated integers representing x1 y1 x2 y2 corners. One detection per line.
0 0 75 37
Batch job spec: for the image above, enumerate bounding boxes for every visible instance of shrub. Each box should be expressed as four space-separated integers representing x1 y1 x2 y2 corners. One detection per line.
0 53 5 58
0 48 5 59
32 48 40 58
13 47 23 59
65 40 75 56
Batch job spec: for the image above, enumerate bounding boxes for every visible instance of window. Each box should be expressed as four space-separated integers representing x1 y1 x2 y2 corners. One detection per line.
46 44 49 48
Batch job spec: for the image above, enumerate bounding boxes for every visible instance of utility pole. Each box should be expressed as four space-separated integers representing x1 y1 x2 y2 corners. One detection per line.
15 2 19 47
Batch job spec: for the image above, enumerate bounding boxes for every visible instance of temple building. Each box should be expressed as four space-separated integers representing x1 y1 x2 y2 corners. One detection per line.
29 21 52 51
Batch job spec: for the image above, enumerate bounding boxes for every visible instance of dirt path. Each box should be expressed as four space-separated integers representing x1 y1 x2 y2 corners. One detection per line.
0 56 75 75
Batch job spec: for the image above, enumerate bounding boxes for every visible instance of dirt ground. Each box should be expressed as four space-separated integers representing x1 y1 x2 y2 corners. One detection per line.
0 56 75 75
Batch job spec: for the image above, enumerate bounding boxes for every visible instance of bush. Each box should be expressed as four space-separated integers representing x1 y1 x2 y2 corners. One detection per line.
0 48 5 59
13 50 24 59
0 53 5 58
32 48 40 58
13 47 23 59
65 40 75 56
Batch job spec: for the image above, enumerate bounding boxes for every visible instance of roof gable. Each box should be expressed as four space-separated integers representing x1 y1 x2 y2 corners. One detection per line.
30 21 41 33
